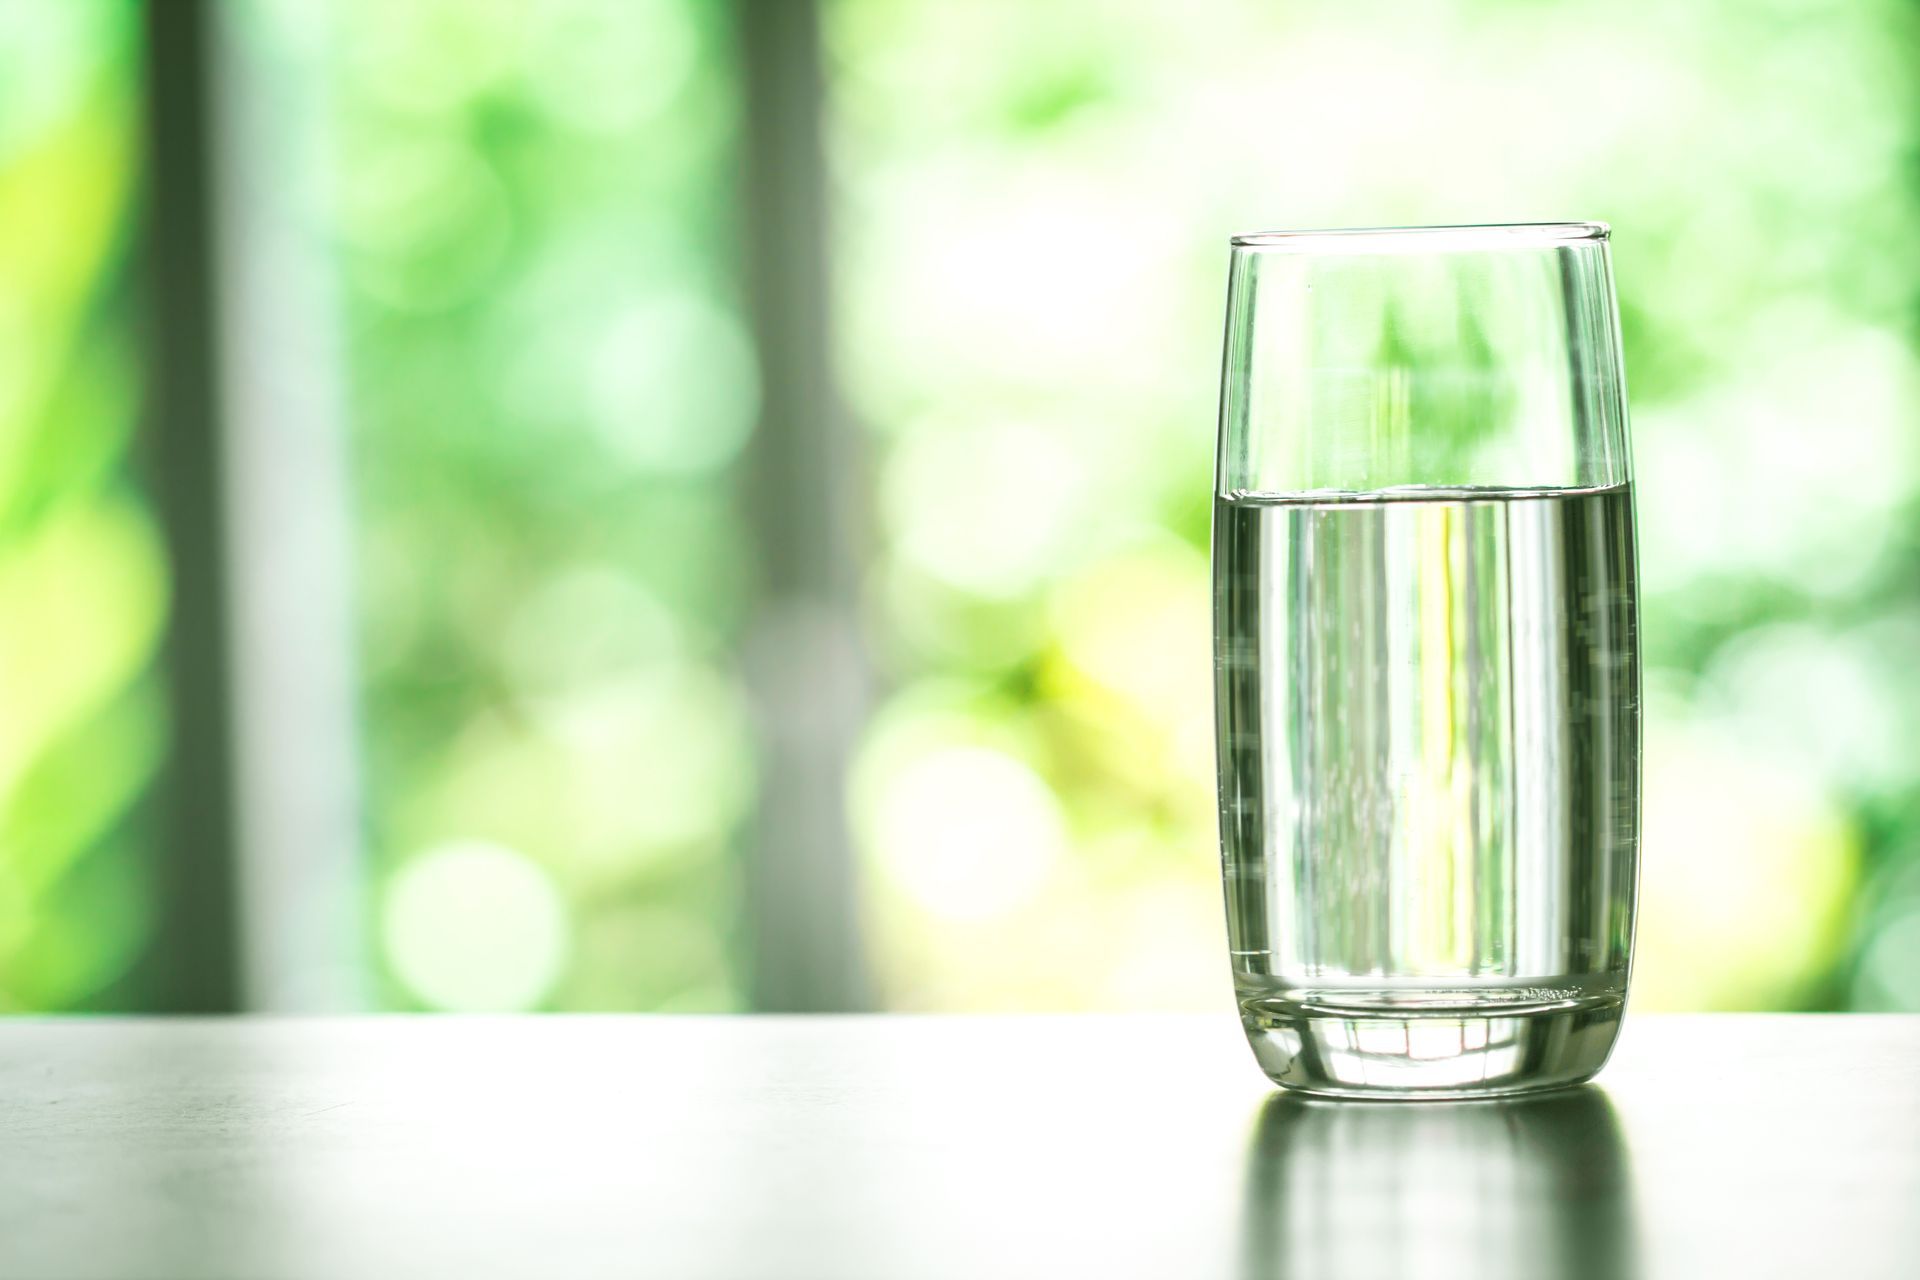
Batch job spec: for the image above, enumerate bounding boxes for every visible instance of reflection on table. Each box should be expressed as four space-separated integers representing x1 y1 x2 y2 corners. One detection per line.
1240 1087 1636 1280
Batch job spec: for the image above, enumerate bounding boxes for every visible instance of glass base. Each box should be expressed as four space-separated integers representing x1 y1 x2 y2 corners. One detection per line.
1239 990 1625 1100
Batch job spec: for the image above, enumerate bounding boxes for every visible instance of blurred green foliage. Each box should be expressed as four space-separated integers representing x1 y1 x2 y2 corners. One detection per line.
830 0 1920 1011
0 0 157 1011
4 0 1918 1014
316 0 756 1010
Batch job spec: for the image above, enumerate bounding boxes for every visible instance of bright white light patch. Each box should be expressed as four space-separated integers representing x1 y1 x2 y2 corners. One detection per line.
588 295 758 474
873 747 1066 921
383 841 570 1011
885 422 1088 598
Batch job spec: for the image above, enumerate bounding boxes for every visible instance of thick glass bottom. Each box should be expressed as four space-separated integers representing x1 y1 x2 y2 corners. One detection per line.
1238 987 1625 1100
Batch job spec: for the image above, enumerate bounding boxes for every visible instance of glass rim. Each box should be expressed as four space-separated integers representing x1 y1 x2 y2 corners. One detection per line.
1229 221 1610 253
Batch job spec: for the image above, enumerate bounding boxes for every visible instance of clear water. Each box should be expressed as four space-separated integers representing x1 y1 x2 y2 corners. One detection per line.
1213 484 1640 1030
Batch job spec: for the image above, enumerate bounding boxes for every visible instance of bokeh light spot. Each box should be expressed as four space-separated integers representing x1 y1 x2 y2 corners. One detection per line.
884 420 1090 598
383 841 570 1011
336 0 521 117
521 0 701 135
501 565 681 699
870 746 1066 921
529 661 755 855
334 137 513 312
587 295 758 474
1050 545 1208 715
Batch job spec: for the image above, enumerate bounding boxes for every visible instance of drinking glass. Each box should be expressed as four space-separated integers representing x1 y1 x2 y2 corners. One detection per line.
1213 223 1640 1098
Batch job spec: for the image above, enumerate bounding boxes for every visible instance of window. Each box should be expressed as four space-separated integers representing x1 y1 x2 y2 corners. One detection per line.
3 0 1917 1015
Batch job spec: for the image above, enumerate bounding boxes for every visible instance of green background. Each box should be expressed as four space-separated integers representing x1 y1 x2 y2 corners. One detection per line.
1 0 1914 1014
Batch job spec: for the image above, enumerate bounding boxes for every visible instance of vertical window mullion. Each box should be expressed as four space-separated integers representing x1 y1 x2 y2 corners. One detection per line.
141 0 363 1012
735 0 871 1012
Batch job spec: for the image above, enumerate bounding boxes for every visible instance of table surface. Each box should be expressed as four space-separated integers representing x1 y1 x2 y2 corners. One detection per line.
1 1014 1915 1280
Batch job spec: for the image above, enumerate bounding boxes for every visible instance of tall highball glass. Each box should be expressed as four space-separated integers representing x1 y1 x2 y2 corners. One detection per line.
1213 223 1640 1098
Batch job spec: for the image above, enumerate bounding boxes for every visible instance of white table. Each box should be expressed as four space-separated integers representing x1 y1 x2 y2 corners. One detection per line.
1 1015 1914 1278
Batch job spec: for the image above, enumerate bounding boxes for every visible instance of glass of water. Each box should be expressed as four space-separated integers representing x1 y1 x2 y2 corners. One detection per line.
1213 223 1640 1098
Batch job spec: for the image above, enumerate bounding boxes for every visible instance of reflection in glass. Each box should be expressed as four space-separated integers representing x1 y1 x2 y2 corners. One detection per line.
1240 1087 1636 1280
